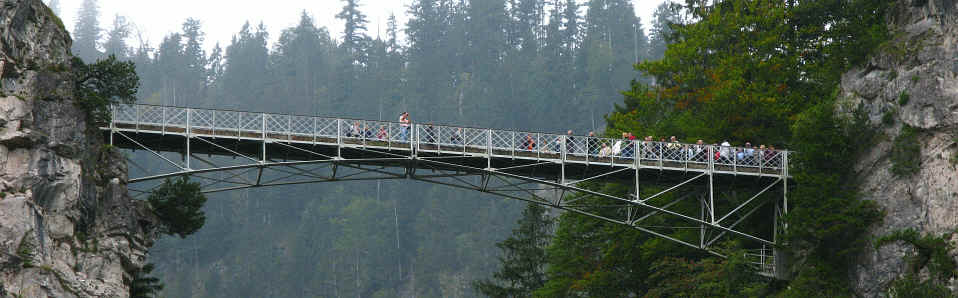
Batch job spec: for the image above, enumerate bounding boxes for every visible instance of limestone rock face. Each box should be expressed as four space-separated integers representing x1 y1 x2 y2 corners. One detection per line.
839 0 958 296
0 0 158 297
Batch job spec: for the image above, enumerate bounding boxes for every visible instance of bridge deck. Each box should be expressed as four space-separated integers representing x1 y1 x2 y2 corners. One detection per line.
105 104 790 182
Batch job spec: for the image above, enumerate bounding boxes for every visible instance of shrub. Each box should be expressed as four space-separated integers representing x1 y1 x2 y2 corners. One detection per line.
890 125 921 177
148 176 207 238
898 91 910 106
882 109 896 126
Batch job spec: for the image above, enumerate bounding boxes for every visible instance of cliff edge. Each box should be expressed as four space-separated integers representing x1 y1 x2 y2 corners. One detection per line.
0 0 158 296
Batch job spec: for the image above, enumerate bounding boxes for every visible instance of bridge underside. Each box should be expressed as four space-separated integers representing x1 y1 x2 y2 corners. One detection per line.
104 108 791 278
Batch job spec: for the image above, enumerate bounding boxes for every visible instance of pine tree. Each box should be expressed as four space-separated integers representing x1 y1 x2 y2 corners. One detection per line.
473 203 553 297
102 14 130 60
336 0 369 59
72 0 101 62
181 18 207 104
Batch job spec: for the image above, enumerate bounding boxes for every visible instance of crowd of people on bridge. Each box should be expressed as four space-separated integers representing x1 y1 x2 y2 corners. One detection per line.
341 112 782 166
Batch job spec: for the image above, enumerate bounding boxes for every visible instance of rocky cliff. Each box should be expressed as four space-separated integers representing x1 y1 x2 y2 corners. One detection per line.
839 0 958 296
0 0 157 296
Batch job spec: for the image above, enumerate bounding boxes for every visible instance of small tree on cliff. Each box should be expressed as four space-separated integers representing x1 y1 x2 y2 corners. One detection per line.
148 176 207 238
73 54 139 124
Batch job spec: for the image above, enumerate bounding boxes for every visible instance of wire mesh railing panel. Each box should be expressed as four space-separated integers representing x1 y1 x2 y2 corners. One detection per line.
763 150 783 169
214 110 240 132
165 107 187 127
419 125 440 145
114 104 137 123
390 123 412 144
491 130 513 151
138 105 164 125
609 139 634 160
341 120 365 140
437 125 464 147
514 133 538 153
239 112 263 133
538 134 562 154
315 118 338 138
364 121 391 141
592 137 616 158
661 142 687 162
566 136 587 156
639 141 661 161
715 146 736 166
463 128 486 148
687 145 710 164
190 109 213 129
289 116 312 136
266 114 289 134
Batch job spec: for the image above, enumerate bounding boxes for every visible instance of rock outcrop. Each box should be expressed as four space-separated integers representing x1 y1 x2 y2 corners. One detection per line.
0 0 158 296
839 0 958 296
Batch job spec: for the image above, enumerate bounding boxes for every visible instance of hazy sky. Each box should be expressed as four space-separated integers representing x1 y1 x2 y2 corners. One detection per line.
54 0 668 52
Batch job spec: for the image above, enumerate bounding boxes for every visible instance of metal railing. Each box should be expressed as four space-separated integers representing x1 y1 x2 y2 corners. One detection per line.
110 104 790 176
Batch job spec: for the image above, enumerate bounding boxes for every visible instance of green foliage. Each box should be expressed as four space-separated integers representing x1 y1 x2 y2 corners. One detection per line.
886 275 953 297
127 263 164 298
883 108 897 126
887 69 898 80
17 232 35 268
875 229 957 282
643 242 771 297
890 125 921 177
899 90 910 106
148 176 207 238
73 55 139 124
473 203 553 297
911 74 921 83
784 101 884 294
877 229 956 297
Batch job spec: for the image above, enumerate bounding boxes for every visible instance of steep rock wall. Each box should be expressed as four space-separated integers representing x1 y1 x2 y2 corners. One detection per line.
839 0 958 296
0 0 157 296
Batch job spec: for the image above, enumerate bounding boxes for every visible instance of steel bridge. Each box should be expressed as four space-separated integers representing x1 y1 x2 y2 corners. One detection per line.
103 104 792 278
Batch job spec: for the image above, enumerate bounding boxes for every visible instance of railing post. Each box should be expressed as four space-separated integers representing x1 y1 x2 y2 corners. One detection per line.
162 106 166 135
288 115 292 142
262 112 267 163
362 120 367 147
511 131 515 158
211 110 216 138
411 124 416 155
536 133 540 160
109 105 115 146
560 135 566 183
186 108 191 169
312 117 317 144
135 105 140 132
487 129 492 169
634 140 640 201
337 119 343 158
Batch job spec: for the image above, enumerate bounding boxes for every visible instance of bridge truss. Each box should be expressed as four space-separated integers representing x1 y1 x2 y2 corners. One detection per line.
105 104 792 278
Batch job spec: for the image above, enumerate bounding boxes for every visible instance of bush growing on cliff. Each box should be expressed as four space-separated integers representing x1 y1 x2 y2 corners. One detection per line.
890 125 921 177
73 55 139 124
148 176 207 238
876 229 957 296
